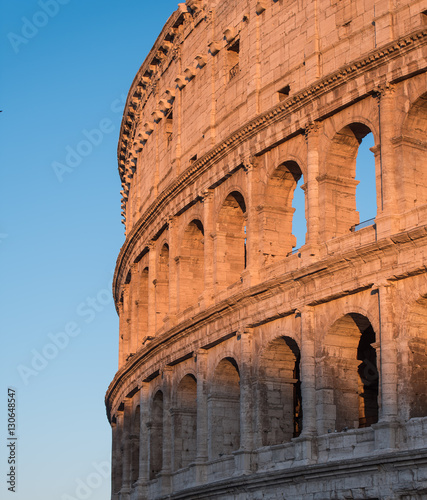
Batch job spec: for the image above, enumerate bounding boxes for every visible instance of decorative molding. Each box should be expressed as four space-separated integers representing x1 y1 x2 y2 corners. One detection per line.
256 1 267 15
208 40 221 55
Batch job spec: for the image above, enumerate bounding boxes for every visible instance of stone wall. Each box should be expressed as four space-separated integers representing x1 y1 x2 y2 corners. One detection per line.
106 0 427 498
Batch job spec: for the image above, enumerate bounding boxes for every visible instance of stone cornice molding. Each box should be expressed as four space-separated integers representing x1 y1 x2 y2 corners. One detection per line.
119 26 427 181
114 27 427 304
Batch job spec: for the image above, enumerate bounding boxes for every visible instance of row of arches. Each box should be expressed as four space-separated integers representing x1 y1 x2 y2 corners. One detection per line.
120 84 427 367
114 308 427 495
120 123 378 363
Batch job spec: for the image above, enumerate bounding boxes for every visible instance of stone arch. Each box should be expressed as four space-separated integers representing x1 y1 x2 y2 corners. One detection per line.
397 92 427 211
208 357 240 459
320 122 376 240
173 374 197 470
318 313 379 433
404 295 427 419
155 243 169 329
215 191 247 288
150 390 164 479
258 336 302 446
178 219 204 310
130 405 140 484
263 161 305 263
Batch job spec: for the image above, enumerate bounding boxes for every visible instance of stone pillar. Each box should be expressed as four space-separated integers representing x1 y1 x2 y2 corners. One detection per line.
373 282 399 450
111 418 120 500
300 307 316 436
293 307 317 464
120 284 131 366
376 84 399 237
118 300 125 368
134 384 150 499
195 349 208 484
167 216 178 323
114 411 125 499
120 400 132 499
304 122 321 252
159 366 173 494
129 263 139 354
234 327 254 474
148 242 157 337
242 158 261 287
201 189 215 305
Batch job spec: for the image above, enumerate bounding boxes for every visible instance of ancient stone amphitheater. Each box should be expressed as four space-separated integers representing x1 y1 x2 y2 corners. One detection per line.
105 0 427 498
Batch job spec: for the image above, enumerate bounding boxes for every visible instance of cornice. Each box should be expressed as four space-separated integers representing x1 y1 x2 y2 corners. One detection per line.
113 27 427 306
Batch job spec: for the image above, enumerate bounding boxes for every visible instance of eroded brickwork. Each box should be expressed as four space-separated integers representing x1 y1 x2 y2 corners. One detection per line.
106 0 427 498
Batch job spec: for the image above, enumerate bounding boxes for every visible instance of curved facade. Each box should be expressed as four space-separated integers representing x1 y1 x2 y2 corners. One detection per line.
106 1 427 498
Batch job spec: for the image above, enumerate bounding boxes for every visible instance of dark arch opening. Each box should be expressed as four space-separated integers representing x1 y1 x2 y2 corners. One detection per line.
209 358 240 458
216 192 246 287
259 336 302 445
173 374 197 470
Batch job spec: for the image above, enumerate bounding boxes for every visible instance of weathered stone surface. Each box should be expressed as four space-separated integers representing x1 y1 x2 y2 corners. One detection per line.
106 0 427 498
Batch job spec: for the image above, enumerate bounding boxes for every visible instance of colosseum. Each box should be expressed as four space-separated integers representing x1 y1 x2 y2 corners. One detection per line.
105 0 427 498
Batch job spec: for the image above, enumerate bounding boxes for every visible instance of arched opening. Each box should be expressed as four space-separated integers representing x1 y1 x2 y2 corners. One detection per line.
320 123 374 239
355 132 376 226
130 406 140 484
216 192 246 288
292 175 307 249
150 391 163 479
173 374 197 470
406 296 427 419
398 93 427 211
259 336 302 446
263 161 305 263
319 313 379 433
208 357 240 459
178 220 204 310
155 244 169 329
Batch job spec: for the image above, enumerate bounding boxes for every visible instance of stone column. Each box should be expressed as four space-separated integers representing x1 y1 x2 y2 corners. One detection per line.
304 122 321 252
234 327 254 474
121 284 131 366
373 282 399 450
159 366 173 494
118 300 125 368
120 399 133 499
242 158 261 287
195 348 208 484
134 384 150 499
148 241 157 337
129 263 139 354
376 84 399 237
201 189 215 305
111 417 120 500
300 307 316 436
293 307 317 464
167 216 178 324
114 411 124 499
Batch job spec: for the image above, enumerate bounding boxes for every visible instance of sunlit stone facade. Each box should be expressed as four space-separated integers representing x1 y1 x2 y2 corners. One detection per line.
106 0 427 498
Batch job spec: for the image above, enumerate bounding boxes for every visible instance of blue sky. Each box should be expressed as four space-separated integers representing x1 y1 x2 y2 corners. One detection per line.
0 2 377 499
1 2 179 499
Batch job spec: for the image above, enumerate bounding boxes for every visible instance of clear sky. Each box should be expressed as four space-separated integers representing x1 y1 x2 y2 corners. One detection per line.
1 2 179 499
0 2 377 499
